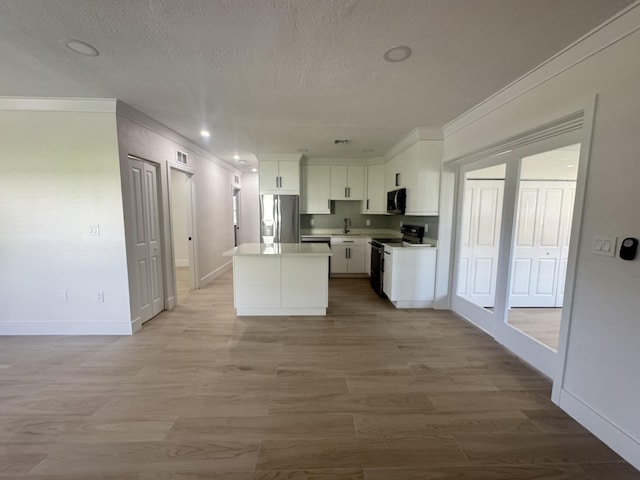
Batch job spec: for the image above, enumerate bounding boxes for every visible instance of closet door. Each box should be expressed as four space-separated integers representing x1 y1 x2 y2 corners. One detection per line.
129 157 164 323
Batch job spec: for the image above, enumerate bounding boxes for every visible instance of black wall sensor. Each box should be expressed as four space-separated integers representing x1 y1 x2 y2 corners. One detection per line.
619 237 638 260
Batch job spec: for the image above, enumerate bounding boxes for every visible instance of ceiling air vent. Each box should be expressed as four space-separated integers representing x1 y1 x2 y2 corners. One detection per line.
176 150 188 165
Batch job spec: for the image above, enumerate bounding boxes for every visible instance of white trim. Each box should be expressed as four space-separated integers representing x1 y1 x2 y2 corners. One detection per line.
384 127 443 161
0 322 132 336
552 97 598 403
0 97 117 112
445 111 584 166
443 2 640 137
131 317 143 334
200 261 233 286
390 300 433 309
166 295 176 310
236 308 326 316
558 389 640 470
174 259 190 267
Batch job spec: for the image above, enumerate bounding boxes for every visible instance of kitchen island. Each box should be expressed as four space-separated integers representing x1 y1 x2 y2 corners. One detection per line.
223 243 332 316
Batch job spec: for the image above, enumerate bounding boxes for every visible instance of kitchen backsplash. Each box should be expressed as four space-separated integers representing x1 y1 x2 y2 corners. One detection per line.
301 200 439 238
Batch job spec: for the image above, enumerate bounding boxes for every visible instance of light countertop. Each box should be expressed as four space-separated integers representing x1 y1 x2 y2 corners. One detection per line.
223 243 332 256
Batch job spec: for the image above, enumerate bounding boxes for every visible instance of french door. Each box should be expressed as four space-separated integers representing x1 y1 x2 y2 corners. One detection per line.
452 131 583 378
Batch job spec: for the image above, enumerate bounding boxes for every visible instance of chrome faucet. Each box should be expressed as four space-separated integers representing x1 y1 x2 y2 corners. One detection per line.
343 217 351 234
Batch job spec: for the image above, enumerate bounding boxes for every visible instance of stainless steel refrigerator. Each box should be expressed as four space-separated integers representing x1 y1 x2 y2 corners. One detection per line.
260 194 300 243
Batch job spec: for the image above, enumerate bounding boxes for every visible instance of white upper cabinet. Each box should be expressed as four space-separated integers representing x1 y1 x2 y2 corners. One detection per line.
362 163 386 214
301 165 331 214
385 138 442 215
258 154 301 194
330 165 365 200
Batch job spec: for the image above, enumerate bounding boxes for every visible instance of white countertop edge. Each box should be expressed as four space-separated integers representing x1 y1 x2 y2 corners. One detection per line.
224 243 332 256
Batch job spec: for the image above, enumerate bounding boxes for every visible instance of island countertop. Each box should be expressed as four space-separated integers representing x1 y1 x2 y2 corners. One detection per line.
223 243 332 257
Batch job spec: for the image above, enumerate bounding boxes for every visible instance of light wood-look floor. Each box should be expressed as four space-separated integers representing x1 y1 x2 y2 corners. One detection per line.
1 270 638 479
508 308 562 350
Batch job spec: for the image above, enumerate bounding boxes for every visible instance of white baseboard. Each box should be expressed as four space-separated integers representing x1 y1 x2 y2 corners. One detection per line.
236 307 326 316
391 300 434 309
131 316 143 334
174 259 189 267
200 261 232 286
166 295 176 310
558 389 640 470
0 321 133 336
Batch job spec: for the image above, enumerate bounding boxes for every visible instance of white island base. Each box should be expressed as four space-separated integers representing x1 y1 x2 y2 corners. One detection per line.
223 243 331 316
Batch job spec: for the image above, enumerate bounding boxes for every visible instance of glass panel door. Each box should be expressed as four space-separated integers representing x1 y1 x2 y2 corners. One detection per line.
496 142 580 377
452 161 507 335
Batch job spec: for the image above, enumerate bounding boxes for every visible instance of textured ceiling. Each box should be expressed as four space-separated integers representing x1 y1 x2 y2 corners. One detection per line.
0 0 634 170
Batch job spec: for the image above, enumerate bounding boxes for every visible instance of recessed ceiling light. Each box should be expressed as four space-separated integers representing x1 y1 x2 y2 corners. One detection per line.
63 39 99 57
239 160 247 164
251 168 257 172
200 130 210 138
565 164 576 168
383 46 412 63
233 155 240 160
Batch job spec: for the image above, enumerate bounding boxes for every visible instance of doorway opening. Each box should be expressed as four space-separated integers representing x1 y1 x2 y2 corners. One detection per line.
170 167 197 305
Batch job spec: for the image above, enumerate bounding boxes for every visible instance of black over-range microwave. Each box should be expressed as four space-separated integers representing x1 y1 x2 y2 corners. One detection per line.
387 188 406 215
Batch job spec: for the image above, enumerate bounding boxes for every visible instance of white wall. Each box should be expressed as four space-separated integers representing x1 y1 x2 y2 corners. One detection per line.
442 6 640 467
0 99 132 334
170 169 190 266
240 172 260 243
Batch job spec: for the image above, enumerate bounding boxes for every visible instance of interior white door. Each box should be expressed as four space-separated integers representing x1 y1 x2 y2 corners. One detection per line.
458 179 504 308
510 181 575 307
129 158 164 323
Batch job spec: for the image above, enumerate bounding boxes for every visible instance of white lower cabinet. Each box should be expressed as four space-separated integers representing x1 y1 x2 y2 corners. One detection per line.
330 237 366 275
232 255 328 315
383 247 437 308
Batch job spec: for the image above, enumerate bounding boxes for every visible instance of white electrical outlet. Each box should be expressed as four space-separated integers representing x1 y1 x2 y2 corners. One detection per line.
57 290 68 302
96 291 104 303
399 221 403 227
424 224 429 234
366 219 370 226
310 219 315 226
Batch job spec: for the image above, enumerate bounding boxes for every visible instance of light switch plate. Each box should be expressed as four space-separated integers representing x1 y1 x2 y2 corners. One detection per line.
88 224 100 236
593 235 617 257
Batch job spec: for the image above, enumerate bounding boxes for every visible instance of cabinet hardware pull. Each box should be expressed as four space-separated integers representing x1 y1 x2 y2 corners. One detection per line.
347 187 350 197
366 199 370 210
395 173 400 187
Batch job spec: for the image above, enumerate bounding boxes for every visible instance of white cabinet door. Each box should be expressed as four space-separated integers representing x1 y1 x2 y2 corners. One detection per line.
383 249 393 297
301 165 330 214
363 164 386 214
278 160 300 194
259 160 300 194
259 161 280 193
281 256 328 308
389 249 436 302
347 245 366 273
347 165 365 200
330 166 348 200
330 165 365 200
233 256 281 308
330 246 349 273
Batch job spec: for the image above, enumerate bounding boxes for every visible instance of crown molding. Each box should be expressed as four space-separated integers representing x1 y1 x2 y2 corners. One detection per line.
443 2 640 138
